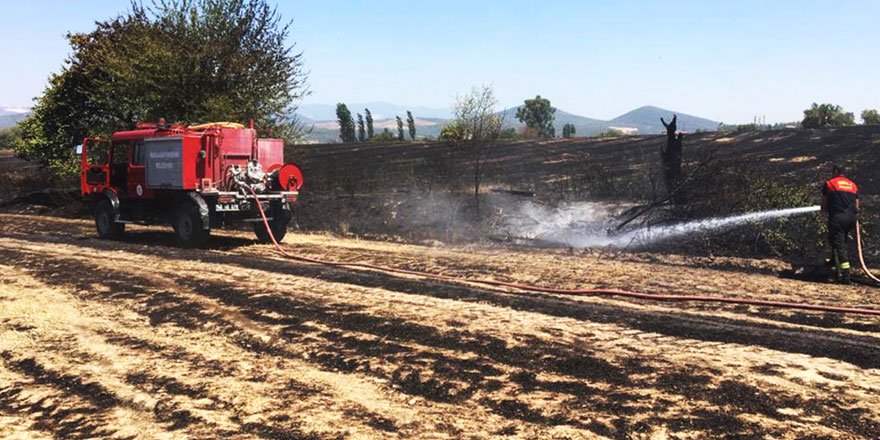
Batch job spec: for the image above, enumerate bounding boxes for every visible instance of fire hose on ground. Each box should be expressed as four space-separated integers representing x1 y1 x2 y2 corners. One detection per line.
856 221 880 285
248 187 880 317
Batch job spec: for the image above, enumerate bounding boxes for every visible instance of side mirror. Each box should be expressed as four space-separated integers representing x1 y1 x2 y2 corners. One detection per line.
75 144 83 155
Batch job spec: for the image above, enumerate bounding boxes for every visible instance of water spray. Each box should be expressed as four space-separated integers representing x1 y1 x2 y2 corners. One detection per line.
523 204 821 249
605 205 822 248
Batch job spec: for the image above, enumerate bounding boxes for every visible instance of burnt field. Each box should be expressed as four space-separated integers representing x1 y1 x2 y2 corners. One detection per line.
2 128 880 438
290 126 880 264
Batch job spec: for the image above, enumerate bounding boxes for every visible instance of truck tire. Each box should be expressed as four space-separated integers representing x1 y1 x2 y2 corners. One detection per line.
173 202 210 248
253 206 290 244
95 199 125 239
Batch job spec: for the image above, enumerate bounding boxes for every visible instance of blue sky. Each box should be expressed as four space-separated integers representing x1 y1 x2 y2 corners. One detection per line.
1 0 878 123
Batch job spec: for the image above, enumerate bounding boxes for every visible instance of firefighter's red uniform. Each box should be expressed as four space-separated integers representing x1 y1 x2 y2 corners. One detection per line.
822 175 859 282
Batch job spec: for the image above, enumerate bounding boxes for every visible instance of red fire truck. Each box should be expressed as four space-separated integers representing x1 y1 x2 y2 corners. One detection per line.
80 120 303 247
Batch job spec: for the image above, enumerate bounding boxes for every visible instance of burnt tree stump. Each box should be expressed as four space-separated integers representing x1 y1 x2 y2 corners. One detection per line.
661 115 684 203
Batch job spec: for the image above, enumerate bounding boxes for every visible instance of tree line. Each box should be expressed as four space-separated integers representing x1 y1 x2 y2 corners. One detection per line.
335 104 417 143
801 103 880 128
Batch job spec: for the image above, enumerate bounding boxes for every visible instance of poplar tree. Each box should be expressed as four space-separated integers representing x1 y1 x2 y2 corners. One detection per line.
357 113 366 142
406 110 416 140
365 108 374 140
336 103 356 142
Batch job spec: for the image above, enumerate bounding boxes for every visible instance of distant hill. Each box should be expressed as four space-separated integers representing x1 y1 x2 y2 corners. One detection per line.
294 114 316 125
494 104 720 137
299 103 724 142
0 106 30 129
499 107 612 136
611 106 720 134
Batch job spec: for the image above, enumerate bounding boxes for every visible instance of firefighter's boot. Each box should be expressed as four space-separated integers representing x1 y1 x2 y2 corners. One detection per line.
839 268 853 285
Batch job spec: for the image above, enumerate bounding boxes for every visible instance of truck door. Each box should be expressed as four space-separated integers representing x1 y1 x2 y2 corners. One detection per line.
128 140 149 198
81 138 110 196
110 141 129 191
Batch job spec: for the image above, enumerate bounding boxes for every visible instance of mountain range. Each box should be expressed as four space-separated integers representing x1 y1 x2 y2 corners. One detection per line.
0 103 722 141
300 104 721 142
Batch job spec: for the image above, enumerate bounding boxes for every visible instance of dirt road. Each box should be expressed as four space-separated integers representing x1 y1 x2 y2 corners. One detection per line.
1 213 879 439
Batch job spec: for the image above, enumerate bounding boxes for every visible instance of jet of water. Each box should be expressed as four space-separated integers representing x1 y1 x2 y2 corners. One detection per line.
604 205 821 247
531 205 821 248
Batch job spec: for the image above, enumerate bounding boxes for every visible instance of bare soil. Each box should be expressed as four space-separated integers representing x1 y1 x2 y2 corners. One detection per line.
2 213 879 439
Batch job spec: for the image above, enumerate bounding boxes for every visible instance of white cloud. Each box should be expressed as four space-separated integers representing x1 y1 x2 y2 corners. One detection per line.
1 106 31 114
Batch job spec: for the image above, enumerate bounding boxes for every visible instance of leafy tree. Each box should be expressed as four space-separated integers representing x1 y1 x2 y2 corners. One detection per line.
396 116 404 141
336 103 356 142
439 121 466 141
365 108 374 140
562 122 576 138
406 110 416 140
356 113 366 142
802 103 855 128
0 126 20 150
442 85 503 216
16 0 307 175
499 127 517 140
516 95 556 139
862 109 880 125
374 127 395 141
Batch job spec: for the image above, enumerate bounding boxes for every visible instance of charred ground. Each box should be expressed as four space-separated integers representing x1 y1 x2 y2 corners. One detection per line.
290 126 880 265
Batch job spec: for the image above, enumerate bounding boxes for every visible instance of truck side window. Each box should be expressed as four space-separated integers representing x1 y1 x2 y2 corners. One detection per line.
87 141 109 165
132 141 146 165
112 141 128 165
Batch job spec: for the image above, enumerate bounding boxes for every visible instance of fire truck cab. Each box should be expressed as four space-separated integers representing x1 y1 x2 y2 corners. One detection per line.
80 121 303 247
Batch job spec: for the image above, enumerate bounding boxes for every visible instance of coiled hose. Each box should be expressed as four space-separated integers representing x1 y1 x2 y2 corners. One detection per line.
248 187 880 317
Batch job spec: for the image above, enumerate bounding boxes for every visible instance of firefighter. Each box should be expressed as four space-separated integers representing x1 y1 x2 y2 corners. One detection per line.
821 164 859 284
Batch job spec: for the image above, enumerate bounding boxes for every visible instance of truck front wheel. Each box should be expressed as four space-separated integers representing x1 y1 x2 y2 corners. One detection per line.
253 205 290 244
95 199 125 239
173 202 210 248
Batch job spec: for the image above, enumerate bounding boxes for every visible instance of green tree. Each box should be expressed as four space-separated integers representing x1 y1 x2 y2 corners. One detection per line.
0 126 20 150
499 127 517 139
516 95 556 138
802 103 855 128
336 103 356 142
356 113 366 142
439 121 466 141
442 84 503 216
365 108 374 140
396 116 404 141
862 109 880 125
15 0 307 174
374 127 395 141
562 123 576 138
406 110 416 140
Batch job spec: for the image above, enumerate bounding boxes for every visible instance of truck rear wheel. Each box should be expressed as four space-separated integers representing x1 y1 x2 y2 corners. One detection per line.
173 202 210 248
95 199 125 239
253 206 290 244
